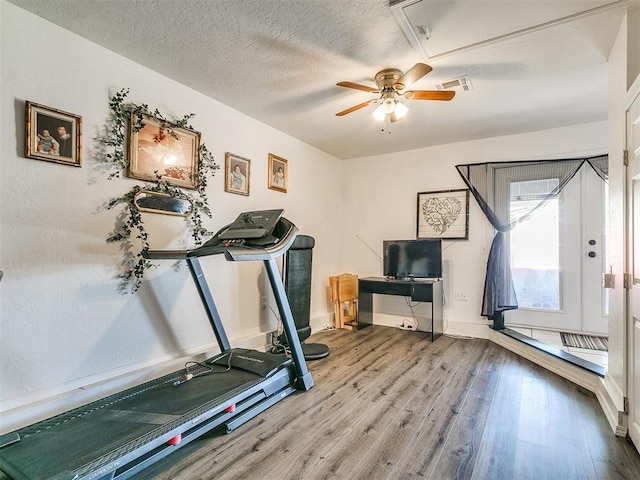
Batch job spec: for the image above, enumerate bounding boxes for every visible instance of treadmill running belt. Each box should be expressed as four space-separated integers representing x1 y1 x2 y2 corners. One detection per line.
0 355 293 480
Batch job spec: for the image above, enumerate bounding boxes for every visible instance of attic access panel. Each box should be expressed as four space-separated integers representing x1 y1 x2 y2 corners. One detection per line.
390 0 624 59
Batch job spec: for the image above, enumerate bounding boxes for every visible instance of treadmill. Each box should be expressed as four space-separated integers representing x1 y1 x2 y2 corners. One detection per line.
0 210 313 480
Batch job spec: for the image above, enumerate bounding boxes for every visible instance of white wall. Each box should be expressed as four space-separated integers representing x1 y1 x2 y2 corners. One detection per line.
0 1 342 432
341 122 607 336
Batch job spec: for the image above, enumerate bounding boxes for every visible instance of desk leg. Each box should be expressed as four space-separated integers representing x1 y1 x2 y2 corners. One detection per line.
432 282 443 340
358 291 373 329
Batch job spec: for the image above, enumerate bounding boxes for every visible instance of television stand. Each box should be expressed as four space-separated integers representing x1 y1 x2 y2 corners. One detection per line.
358 277 443 341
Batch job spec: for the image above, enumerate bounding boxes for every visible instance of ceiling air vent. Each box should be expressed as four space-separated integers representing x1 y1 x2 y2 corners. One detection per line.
436 75 473 92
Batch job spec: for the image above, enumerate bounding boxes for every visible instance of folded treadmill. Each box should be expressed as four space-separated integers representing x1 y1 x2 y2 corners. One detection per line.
0 211 313 480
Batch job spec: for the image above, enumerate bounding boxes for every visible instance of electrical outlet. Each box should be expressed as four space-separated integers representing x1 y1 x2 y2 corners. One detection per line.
261 296 268 309
455 291 468 301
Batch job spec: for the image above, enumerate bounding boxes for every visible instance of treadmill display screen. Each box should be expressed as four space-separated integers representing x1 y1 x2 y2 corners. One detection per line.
218 209 284 240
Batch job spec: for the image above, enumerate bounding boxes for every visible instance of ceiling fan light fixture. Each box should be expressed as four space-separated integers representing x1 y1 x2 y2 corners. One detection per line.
394 101 409 119
372 104 386 121
381 97 396 114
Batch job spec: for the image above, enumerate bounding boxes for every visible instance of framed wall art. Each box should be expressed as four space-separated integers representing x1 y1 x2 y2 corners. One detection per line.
417 189 469 240
25 101 82 167
268 153 288 193
128 113 201 190
225 152 251 196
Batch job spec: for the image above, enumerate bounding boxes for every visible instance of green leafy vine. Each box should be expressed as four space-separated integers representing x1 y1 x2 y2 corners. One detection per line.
102 88 219 292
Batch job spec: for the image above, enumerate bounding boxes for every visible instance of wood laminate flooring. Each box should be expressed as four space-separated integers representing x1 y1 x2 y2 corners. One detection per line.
132 326 640 480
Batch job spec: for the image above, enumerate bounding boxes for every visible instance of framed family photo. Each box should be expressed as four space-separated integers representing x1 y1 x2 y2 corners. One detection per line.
128 113 201 190
225 152 251 196
268 153 287 193
417 189 469 240
25 101 82 167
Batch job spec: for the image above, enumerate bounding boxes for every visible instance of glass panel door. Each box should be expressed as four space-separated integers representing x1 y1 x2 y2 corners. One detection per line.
506 167 605 333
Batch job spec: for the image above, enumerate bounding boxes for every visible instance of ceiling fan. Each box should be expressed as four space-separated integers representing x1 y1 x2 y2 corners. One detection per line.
335 63 455 122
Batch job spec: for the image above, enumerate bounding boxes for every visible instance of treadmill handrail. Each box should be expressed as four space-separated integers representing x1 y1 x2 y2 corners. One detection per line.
143 217 298 262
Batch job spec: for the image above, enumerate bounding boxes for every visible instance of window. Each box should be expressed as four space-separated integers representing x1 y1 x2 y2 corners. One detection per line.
509 178 560 310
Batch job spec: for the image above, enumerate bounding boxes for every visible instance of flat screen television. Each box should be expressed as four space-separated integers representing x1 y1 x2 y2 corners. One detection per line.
383 239 442 280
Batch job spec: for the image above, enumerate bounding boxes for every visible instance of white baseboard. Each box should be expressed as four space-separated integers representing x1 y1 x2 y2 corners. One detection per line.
444 317 492 339
368 312 413 328
363 313 490 336
310 312 336 333
596 374 628 436
630 417 640 444
487 330 600 392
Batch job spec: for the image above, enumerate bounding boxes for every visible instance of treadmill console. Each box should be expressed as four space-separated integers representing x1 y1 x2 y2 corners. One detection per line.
218 209 283 240
143 209 298 261
206 209 284 249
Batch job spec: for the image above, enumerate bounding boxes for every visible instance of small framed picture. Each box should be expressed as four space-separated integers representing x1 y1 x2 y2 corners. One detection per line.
128 113 201 190
225 152 251 196
417 189 469 240
268 153 288 193
25 101 82 167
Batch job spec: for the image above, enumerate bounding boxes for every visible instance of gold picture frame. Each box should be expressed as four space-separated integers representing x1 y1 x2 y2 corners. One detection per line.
128 113 201 190
417 189 470 240
25 101 82 167
225 152 251 196
268 153 288 193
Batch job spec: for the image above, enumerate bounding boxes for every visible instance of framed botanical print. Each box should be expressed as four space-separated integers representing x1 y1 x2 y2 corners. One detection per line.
417 189 469 240
128 113 201 189
25 101 82 167
225 152 251 196
268 153 287 193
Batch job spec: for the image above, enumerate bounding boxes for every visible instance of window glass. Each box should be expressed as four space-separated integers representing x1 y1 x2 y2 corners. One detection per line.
509 179 560 310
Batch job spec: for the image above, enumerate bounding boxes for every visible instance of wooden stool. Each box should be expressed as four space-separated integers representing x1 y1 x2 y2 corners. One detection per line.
329 274 358 330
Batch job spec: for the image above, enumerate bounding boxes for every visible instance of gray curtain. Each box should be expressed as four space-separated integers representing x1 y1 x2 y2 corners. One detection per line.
456 155 608 329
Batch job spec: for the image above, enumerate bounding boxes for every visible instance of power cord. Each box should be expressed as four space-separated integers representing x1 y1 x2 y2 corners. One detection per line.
173 350 234 387
395 319 418 331
394 298 420 330
265 304 292 355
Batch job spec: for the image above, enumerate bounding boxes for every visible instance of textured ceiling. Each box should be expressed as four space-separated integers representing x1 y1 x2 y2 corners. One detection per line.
6 0 636 159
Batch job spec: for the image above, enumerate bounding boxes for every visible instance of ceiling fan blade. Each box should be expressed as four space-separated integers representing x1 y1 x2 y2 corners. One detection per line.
404 90 456 101
336 81 379 93
395 63 432 90
335 100 375 117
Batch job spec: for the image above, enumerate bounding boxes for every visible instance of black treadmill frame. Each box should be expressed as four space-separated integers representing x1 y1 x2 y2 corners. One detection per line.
0 215 313 480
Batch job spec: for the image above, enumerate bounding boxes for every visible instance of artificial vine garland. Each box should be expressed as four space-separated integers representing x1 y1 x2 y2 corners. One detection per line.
102 88 219 292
